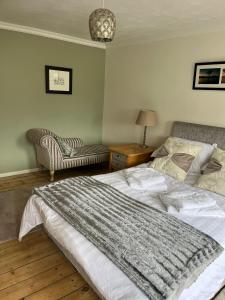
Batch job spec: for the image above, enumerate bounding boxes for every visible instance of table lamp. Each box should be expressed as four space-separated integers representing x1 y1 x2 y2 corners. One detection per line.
136 110 157 147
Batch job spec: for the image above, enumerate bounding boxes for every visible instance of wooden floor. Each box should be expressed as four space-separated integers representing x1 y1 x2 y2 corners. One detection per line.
0 164 108 192
0 229 100 300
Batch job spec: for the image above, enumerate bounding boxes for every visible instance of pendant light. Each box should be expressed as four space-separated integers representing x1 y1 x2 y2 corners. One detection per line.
89 0 116 42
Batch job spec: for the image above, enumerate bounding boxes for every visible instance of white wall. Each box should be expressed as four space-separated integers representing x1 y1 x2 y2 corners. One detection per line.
103 32 225 147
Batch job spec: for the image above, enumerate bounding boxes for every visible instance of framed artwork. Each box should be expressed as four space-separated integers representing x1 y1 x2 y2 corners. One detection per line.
193 61 225 90
45 65 73 94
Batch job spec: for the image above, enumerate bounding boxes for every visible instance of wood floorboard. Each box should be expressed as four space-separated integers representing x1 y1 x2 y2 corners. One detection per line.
0 262 75 300
0 230 100 300
60 285 100 300
0 230 45 251
0 239 58 276
0 164 108 192
0 253 66 290
0 232 49 257
24 273 86 300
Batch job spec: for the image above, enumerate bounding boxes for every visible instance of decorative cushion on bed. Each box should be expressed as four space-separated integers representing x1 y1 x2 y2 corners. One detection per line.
176 138 216 185
152 137 216 184
195 147 225 196
151 137 203 181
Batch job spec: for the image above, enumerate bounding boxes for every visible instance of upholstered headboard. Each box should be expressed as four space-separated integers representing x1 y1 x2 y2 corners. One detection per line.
171 121 225 150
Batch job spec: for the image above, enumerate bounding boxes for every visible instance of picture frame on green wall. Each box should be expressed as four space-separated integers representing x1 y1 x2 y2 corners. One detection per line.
45 65 73 94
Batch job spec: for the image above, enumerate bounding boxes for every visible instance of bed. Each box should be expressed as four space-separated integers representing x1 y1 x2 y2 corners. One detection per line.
19 121 225 300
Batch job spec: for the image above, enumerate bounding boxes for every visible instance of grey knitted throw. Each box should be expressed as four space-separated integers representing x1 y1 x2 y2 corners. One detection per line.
34 176 223 300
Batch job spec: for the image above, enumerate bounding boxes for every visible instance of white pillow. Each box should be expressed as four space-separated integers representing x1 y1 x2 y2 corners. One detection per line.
180 139 217 184
151 137 217 185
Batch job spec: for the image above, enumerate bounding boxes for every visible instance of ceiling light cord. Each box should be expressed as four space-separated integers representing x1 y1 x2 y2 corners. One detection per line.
102 0 104 8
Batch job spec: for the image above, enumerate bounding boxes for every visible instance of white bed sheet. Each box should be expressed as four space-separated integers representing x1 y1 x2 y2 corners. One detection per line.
19 164 225 300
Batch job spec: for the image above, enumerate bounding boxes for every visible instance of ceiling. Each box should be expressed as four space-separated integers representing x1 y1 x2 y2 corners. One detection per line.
1 0 225 47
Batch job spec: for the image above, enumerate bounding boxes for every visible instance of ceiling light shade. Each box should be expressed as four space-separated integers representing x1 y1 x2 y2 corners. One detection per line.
89 8 116 42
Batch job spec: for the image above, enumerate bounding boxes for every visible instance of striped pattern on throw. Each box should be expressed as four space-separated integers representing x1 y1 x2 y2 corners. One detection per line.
34 177 223 300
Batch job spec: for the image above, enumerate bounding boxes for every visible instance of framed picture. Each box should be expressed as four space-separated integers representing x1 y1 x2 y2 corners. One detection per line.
193 61 225 90
45 65 73 94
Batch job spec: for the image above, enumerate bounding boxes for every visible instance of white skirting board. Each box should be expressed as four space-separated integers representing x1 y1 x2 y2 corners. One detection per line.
0 168 41 178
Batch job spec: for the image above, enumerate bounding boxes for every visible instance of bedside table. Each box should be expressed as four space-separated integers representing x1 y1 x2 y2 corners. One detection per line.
108 143 155 171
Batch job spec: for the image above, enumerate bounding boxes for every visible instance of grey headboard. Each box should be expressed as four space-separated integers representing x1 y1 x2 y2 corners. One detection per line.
171 121 225 150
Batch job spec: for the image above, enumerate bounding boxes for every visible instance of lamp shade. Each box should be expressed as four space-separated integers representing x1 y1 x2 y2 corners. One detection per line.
136 110 157 127
89 8 116 42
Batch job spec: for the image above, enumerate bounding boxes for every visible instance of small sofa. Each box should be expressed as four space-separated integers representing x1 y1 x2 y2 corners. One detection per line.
27 128 109 181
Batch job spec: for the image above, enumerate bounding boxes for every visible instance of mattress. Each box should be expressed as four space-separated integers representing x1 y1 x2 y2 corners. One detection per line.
19 164 225 300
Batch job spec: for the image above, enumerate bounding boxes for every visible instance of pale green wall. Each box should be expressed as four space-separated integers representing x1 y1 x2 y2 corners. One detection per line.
0 29 105 173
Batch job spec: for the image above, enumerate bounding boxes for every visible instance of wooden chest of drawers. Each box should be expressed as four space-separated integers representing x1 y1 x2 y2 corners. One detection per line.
109 143 155 171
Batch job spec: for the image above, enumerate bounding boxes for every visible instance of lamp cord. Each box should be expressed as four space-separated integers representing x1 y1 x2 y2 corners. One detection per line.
102 0 104 8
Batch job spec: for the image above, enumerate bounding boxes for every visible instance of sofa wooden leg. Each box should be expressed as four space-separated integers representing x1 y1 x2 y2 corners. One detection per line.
37 161 42 169
50 170 55 182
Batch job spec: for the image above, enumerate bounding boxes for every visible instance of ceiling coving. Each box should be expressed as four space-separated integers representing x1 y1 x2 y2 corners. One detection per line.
89 7 116 42
1 1 225 46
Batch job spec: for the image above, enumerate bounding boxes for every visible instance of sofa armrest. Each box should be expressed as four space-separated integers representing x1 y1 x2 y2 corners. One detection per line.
27 128 83 148
38 135 64 170
61 137 84 148
40 135 63 157
27 128 56 146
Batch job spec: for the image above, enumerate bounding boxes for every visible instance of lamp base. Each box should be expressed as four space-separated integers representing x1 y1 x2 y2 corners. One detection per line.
142 126 147 147
142 144 149 148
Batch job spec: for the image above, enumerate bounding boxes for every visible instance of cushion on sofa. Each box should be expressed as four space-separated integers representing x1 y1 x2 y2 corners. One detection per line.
55 136 78 157
66 144 109 159
55 135 108 159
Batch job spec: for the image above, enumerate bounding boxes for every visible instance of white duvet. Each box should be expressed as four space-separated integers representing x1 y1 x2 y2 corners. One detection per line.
19 164 225 300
